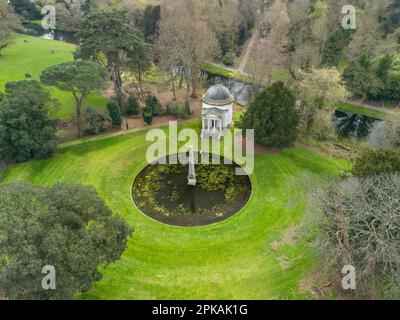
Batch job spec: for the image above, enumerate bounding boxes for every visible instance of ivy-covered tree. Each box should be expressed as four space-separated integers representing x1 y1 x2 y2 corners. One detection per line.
0 182 132 300
343 53 381 100
0 81 57 164
107 101 122 127
40 60 105 138
141 5 161 43
321 27 354 67
142 106 153 125
240 81 299 148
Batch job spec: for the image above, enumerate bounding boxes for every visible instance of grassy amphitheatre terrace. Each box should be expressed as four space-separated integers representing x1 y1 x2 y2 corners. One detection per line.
3 121 350 299
0 34 107 120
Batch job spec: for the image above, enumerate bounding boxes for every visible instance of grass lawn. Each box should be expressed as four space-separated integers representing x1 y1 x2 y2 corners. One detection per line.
0 33 108 120
3 122 350 299
201 63 253 84
202 63 289 84
335 101 389 120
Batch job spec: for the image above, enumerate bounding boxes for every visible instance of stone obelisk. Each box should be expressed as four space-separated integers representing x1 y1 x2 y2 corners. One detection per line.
187 146 196 186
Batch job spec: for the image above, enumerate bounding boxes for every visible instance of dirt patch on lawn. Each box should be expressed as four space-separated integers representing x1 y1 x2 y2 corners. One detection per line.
271 226 299 250
254 144 281 154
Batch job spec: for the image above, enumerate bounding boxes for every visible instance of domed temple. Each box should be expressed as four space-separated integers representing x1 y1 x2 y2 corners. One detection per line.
201 84 234 140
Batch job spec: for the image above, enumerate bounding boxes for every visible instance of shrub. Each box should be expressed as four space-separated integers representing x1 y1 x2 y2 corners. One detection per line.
84 106 109 135
126 95 140 116
352 149 400 178
143 106 153 125
145 95 163 116
222 51 236 66
167 102 191 119
240 81 299 148
106 101 122 127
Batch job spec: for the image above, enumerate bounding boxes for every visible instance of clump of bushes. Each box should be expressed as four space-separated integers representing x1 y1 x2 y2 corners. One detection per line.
166 102 192 119
142 106 153 125
84 106 110 135
352 148 400 178
126 95 140 116
145 95 163 116
222 51 236 66
106 101 122 127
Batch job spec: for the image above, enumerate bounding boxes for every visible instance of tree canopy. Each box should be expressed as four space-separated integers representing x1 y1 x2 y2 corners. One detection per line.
240 81 299 148
0 182 132 300
0 81 56 164
293 67 348 135
40 60 105 138
75 9 147 129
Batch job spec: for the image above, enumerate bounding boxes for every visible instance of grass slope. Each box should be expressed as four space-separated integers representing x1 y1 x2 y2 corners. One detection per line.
3 123 350 299
0 34 107 120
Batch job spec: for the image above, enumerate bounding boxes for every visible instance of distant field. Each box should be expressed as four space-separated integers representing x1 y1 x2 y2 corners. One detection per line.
0 33 108 120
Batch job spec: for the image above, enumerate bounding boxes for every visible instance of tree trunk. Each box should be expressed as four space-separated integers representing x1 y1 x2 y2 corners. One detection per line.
179 72 184 89
191 66 198 99
112 64 123 101
171 73 177 101
76 98 83 138
138 67 143 95
112 63 128 130
185 70 191 104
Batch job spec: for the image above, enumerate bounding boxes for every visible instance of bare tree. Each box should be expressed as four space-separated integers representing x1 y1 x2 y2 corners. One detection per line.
157 0 217 103
309 173 400 299
0 2 20 56
247 0 289 82
292 67 348 136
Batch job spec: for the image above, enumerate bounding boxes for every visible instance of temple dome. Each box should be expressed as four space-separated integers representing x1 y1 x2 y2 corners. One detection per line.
203 84 233 106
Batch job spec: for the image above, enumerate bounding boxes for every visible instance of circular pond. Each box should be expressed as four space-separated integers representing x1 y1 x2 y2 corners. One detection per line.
132 152 252 227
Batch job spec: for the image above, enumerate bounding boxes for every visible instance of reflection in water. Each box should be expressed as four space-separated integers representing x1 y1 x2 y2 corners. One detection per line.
332 110 381 140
